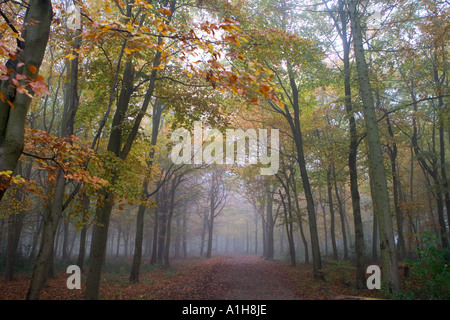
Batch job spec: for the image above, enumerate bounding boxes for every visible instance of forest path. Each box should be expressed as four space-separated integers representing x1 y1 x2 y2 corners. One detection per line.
199 255 303 300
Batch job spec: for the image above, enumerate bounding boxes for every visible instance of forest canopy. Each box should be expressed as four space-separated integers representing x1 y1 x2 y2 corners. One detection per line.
0 0 448 301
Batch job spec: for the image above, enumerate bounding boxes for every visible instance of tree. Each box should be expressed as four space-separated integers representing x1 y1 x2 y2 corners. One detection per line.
349 0 401 293
26 1 82 299
0 0 53 200
206 167 229 258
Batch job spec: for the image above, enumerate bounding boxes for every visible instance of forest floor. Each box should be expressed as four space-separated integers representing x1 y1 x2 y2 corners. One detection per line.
0 255 390 300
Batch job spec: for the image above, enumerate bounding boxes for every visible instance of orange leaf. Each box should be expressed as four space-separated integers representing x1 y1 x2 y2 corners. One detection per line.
28 65 37 74
6 100 14 109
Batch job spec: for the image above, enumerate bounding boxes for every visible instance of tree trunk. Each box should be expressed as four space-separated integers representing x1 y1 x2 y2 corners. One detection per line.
182 213 188 258
84 49 136 299
4 161 27 281
327 167 338 260
286 63 321 277
265 189 275 260
174 217 181 258
206 217 214 258
27 22 81 299
200 211 207 257
340 3 365 286
157 210 167 264
4 205 24 281
164 177 179 267
0 1 52 201
349 0 400 292
150 203 159 265
85 188 114 300
130 102 163 281
384 112 407 260
332 166 349 260
291 175 309 264
76 196 90 271
279 187 296 267
26 171 65 300
370 173 378 262
320 201 328 257
62 219 69 261
254 211 258 255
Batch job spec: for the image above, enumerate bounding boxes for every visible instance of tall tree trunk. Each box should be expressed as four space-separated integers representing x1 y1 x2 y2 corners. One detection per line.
27 21 81 299
26 171 65 300
157 210 167 264
174 216 181 258
150 202 159 265
369 173 378 262
164 176 179 267
0 1 52 201
434 62 450 232
337 0 365 286
116 225 122 257
254 211 258 255
85 51 136 299
206 218 214 258
29 215 44 261
206 174 216 259
327 167 338 260
85 0 166 294
384 112 407 260
286 63 321 277
4 161 27 281
62 219 69 261
349 0 400 292
262 214 267 258
409 82 449 249
182 213 188 258
265 188 275 260
200 210 207 257
278 185 296 267
291 173 309 264
130 103 163 282
332 166 349 260
4 202 24 281
76 196 90 271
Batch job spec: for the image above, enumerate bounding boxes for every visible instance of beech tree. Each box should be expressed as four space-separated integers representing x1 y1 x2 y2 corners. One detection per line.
0 0 53 200
349 0 401 293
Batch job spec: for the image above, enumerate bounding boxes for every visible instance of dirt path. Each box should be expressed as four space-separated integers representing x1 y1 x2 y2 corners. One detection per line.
198 255 303 300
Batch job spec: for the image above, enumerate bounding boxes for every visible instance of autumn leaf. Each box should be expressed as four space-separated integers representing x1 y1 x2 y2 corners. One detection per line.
28 65 37 74
6 100 14 109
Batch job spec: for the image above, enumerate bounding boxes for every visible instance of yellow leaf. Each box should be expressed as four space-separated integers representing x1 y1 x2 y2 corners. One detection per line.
105 4 112 13
65 53 76 60
126 22 133 33
240 36 248 43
